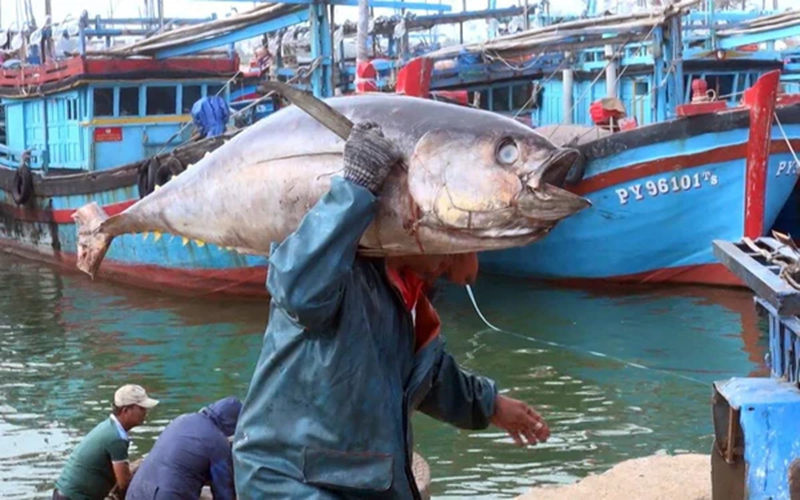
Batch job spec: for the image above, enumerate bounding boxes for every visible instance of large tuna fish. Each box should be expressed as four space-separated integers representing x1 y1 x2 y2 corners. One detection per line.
73 94 590 278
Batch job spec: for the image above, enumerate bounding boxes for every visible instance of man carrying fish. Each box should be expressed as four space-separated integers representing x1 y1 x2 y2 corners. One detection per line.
233 122 551 499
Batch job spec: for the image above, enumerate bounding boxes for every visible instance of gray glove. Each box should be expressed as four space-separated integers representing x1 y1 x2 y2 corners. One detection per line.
343 121 400 193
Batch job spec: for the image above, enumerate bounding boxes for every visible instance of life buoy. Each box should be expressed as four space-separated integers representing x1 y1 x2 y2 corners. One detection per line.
12 164 33 205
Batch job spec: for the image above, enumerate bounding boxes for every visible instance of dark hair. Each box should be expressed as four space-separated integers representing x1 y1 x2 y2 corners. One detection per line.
112 404 137 416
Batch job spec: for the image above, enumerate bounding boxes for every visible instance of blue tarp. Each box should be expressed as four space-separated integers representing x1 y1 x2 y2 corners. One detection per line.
191 96 230 138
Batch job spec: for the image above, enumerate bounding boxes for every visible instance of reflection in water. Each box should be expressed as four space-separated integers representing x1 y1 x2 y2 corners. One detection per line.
0 255 767 499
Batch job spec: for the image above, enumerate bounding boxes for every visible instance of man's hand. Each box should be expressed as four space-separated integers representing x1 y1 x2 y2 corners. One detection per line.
343 121 400 194
490 395 550 447
111 461 133 492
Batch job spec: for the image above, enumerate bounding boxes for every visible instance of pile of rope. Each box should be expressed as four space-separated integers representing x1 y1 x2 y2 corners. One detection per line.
742 231 800 291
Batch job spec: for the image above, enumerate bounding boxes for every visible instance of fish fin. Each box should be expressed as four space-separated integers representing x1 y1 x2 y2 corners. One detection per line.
194 239 205 248
153 231 162 242
142 232 149 241
71 202 115 279
182 237 189 246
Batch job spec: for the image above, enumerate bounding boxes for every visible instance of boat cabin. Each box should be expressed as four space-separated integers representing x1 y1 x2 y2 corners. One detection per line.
0 66 235 174
0 12 238 175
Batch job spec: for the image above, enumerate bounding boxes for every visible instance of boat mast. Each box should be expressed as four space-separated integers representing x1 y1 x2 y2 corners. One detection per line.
356 0 369 93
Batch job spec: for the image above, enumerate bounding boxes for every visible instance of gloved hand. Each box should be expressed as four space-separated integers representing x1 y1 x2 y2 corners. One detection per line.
343 121 400 193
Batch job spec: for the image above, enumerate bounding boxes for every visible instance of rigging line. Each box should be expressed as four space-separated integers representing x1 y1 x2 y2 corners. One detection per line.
464 284 707 386
512 58 569 119
545 23 658 141
774 112 800 168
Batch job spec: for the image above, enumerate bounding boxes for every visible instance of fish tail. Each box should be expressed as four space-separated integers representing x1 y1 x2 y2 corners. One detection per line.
71 202 116 279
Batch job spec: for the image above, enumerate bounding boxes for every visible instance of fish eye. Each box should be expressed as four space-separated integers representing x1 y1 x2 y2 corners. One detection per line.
496 139 519 165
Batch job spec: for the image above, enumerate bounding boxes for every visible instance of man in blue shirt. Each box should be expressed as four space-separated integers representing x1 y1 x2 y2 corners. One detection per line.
233 122 550 499
126 396 242 500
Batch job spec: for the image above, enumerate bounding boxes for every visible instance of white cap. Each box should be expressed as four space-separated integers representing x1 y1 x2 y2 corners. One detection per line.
114 384 159 409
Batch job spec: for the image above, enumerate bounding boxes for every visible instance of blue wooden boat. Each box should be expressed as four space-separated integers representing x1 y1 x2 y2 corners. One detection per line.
0 13 273 297
324 1 800 285
184 0 800 287
480 78 800 285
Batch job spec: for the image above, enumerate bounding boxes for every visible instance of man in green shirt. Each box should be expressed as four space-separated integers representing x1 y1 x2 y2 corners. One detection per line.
53 384 159 500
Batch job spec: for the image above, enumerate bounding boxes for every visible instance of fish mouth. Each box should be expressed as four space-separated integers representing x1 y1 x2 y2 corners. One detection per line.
517 182 592 222
534 147 583 188
462 226 550 239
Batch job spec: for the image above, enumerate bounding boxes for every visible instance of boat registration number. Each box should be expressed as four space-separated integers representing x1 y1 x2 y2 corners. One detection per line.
615 171 719 205
776 161 800 176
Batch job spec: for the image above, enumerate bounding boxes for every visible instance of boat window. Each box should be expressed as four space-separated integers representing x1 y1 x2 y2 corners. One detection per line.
635 81 649 95
493 86 511 112
146 86 178 115
512 83 534 111
66 98 80 121
207 84 224 98
120 88 140 116
707 75 734 100
478 89 490 110
93 88 114 117
182 85 203 113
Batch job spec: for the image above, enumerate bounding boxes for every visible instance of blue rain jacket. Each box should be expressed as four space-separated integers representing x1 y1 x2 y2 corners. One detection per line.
126 396 242 500
191 96 230 138
232 177 498 499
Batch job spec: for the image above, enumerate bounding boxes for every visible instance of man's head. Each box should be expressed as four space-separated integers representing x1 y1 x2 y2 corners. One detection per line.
386 253 479 286
112 384 159 430
201 396 243 438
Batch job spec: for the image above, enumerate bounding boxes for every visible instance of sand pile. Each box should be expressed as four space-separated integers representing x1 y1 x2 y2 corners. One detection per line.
517 453 711 500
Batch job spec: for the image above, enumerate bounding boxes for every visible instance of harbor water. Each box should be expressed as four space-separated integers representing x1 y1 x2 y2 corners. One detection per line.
0 252 767 499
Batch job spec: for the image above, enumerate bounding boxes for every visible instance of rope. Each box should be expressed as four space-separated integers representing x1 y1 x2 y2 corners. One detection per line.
544 24 657 141
741 236 800 290
153 69 243 157
231 57 322 120
464 284 707 385
774 112 800 168
512 58 569 119
153 56 321 157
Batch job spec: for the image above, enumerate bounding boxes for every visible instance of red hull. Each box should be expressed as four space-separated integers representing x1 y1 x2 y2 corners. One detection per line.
0 237 268 299
550 263 743 289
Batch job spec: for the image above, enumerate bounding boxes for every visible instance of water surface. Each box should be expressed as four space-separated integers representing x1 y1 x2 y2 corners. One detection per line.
0 253 766 498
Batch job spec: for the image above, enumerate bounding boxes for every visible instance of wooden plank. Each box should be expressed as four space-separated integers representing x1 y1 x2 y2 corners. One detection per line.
713 239 800 316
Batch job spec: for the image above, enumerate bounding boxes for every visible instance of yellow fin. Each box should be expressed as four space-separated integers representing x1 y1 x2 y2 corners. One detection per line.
153 231 162 242
194 239 206 248
182 237 189 246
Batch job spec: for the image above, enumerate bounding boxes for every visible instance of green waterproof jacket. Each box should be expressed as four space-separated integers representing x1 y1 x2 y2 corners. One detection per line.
232 176 498 499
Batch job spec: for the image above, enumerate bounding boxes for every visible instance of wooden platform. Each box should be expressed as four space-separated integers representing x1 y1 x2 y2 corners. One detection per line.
516 453 711 500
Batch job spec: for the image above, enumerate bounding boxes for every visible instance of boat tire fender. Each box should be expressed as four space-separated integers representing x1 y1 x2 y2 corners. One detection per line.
137 158 160 199
12 163 33 205
155 157 184 188
565 153 588 186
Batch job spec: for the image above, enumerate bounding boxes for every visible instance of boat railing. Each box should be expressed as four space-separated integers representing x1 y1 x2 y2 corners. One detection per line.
0 145 44 170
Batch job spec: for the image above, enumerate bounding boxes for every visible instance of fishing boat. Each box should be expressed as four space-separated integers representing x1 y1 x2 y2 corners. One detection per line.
330 0 800 286
0 11 281 297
